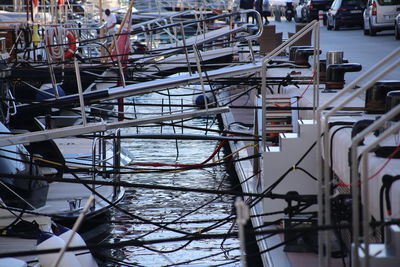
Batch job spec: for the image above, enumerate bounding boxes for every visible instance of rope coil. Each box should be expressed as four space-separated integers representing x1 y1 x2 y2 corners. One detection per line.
45 26 77 60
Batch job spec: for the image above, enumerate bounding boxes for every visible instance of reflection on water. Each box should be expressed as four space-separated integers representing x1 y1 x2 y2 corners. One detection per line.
102 1 242 263
107 88 240 266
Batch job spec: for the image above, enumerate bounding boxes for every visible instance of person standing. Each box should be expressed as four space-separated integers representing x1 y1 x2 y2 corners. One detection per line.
103 8 117 39
240 0 255 22
256 0 269 24
255 0 263 21
262 0 270 25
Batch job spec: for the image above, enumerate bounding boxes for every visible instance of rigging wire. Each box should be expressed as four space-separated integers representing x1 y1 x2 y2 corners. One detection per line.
0 12 336 266
133 169 251 246
70 172 191 235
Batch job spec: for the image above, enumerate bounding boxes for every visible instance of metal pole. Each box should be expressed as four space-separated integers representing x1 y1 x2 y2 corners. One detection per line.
180 23 193 75
313 22 320 117
44 46 60 99
247 39 256 64
193 44 208 110
74 57 87 126
99 0 105 60
235 198 250 267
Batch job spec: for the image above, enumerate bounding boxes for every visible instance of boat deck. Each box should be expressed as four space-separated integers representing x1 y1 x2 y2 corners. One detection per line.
216 64 366 266
41 178 121 216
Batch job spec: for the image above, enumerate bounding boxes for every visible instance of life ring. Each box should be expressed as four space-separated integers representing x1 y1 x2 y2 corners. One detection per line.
46 27 77 60
64 30 77 59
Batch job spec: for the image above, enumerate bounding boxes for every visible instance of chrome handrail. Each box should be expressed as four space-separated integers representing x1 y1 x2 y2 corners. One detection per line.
92 130 122 202
0 38 6 55
356 112 400 267
113 129 121 199
91 136 100 210
237 9 264 41
316 47 400 266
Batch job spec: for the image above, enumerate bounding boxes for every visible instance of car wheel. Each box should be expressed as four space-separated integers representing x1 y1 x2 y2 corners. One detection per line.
395 23 400 40
369 20 377 36
333 17 340 30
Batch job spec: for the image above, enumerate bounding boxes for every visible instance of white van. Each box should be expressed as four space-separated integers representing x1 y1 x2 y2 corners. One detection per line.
363 0 400 35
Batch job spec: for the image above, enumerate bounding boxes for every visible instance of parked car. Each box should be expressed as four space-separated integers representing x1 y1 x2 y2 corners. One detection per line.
301 0 334 22
395 13 400 39
326 0 365 30
363 0 400 36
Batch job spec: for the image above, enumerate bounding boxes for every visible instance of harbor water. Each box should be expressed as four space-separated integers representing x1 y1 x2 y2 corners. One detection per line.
95 1 248 264
106 86 242 266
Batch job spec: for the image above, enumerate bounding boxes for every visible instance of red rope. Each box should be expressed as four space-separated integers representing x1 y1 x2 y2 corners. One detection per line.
128 141 226 168
337 143 400 187
274 71 316 108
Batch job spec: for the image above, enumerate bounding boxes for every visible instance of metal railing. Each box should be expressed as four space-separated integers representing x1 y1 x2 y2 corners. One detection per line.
190 9 262 111
10 22 107 63
0 3 97 24
354 108 400 267
128 10 263 79
260 20 320 150
91 130 123 208
136 10 263 55
0 38 7 56
153 0 232 12
316 47 400 267
113 129 121 199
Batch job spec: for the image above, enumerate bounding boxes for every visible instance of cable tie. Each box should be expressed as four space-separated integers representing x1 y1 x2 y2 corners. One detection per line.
292 166 296 172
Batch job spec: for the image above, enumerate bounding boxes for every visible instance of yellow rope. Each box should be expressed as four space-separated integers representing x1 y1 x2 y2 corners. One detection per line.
211 143 257 165
33 157 93 170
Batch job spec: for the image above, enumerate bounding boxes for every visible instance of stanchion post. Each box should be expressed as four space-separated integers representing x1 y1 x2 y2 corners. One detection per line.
235 198 250 267
318 10 324 27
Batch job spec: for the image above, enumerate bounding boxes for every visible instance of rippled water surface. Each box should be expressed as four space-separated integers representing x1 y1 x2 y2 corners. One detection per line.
107 86 241 266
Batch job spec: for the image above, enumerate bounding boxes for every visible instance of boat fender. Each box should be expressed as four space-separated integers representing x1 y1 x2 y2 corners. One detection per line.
387 175 400 218
36 84 66 101
194 93 215 109
195 94 209 108
53 224 99 267
36 232 82 267
0 258 27 267
374 146 400 159
350 119 374 146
